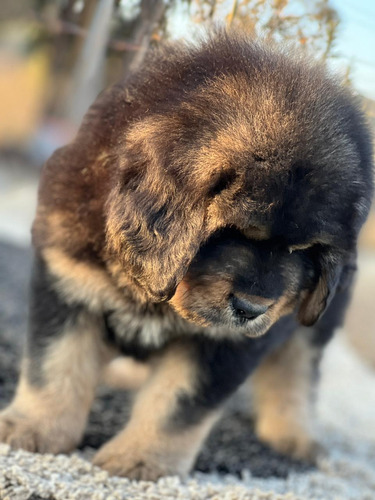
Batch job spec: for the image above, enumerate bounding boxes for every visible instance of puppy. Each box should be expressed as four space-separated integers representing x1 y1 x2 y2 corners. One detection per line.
0 30 373 480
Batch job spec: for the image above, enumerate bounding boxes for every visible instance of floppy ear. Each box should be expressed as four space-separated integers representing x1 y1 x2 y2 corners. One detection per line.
105 119 207 302
298 252 345 327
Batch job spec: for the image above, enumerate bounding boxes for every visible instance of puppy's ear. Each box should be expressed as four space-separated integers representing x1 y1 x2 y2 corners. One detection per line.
106 119 207 302
298 252 345 327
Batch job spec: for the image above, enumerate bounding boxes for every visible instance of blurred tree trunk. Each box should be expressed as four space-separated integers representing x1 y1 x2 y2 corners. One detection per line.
69 0 98 72
33 0 342 120
122 0 167 76
67 0 115 125
44 0 98 117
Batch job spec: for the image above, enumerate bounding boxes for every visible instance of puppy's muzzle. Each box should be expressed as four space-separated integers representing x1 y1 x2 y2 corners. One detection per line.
230 295 270 321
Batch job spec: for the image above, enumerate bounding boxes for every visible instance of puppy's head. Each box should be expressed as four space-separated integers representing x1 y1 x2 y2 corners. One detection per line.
169 228 318 337
105 31 373 331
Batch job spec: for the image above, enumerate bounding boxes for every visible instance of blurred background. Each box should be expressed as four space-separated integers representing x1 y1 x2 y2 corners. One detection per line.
0 0 374 366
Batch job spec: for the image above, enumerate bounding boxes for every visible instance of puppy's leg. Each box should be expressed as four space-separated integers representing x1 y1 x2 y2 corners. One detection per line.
251 283 354 462
101 356 151 390
93 338 256 480
94 341 217 480
250 331 322 462
0 256 106 453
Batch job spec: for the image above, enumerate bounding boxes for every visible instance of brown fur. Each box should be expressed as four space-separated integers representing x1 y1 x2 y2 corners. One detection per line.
0 312 108 452
93 341 220 479
1 30 373 480
250 331 321 461
101 357 151 390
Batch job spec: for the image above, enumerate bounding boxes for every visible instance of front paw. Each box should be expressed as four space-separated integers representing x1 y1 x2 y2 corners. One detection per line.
93 436 187 480
0 406 78 454
256 421 325 463
266 434 325 463
0 409 39 452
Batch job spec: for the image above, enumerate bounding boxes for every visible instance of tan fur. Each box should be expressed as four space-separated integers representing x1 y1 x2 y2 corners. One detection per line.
0 312 109 453
241 226 271 241
250 331 322 462
101 357 151 390
2 32 370 481
93 341 220 479
170 280 298 339
107 260 149 303
170 277 232 327
266 292 297 327
43 248 125 312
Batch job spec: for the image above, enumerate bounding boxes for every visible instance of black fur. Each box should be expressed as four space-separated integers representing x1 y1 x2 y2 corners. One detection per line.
171 315 298 429
2 30 373 479
27 256 83 386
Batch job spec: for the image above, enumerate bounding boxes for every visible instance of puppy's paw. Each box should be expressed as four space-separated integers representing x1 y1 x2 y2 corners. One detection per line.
93 452 171 481
0 407 78 454
0 410 39 452
266 434 325 463
93 436 186 480
256 420 325 464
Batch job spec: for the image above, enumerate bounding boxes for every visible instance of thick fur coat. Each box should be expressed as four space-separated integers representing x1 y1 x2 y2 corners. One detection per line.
0 31 373 480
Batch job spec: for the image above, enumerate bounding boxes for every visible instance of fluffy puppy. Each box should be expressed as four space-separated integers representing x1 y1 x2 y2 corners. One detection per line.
0 31 373 480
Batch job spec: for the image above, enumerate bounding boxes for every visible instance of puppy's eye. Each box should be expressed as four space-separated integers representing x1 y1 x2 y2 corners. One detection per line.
208 169 237 197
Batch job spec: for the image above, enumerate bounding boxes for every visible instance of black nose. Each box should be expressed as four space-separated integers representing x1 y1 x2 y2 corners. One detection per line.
231 295 269 321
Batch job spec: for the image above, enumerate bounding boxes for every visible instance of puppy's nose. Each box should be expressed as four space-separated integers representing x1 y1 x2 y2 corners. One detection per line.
231 295 269 320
